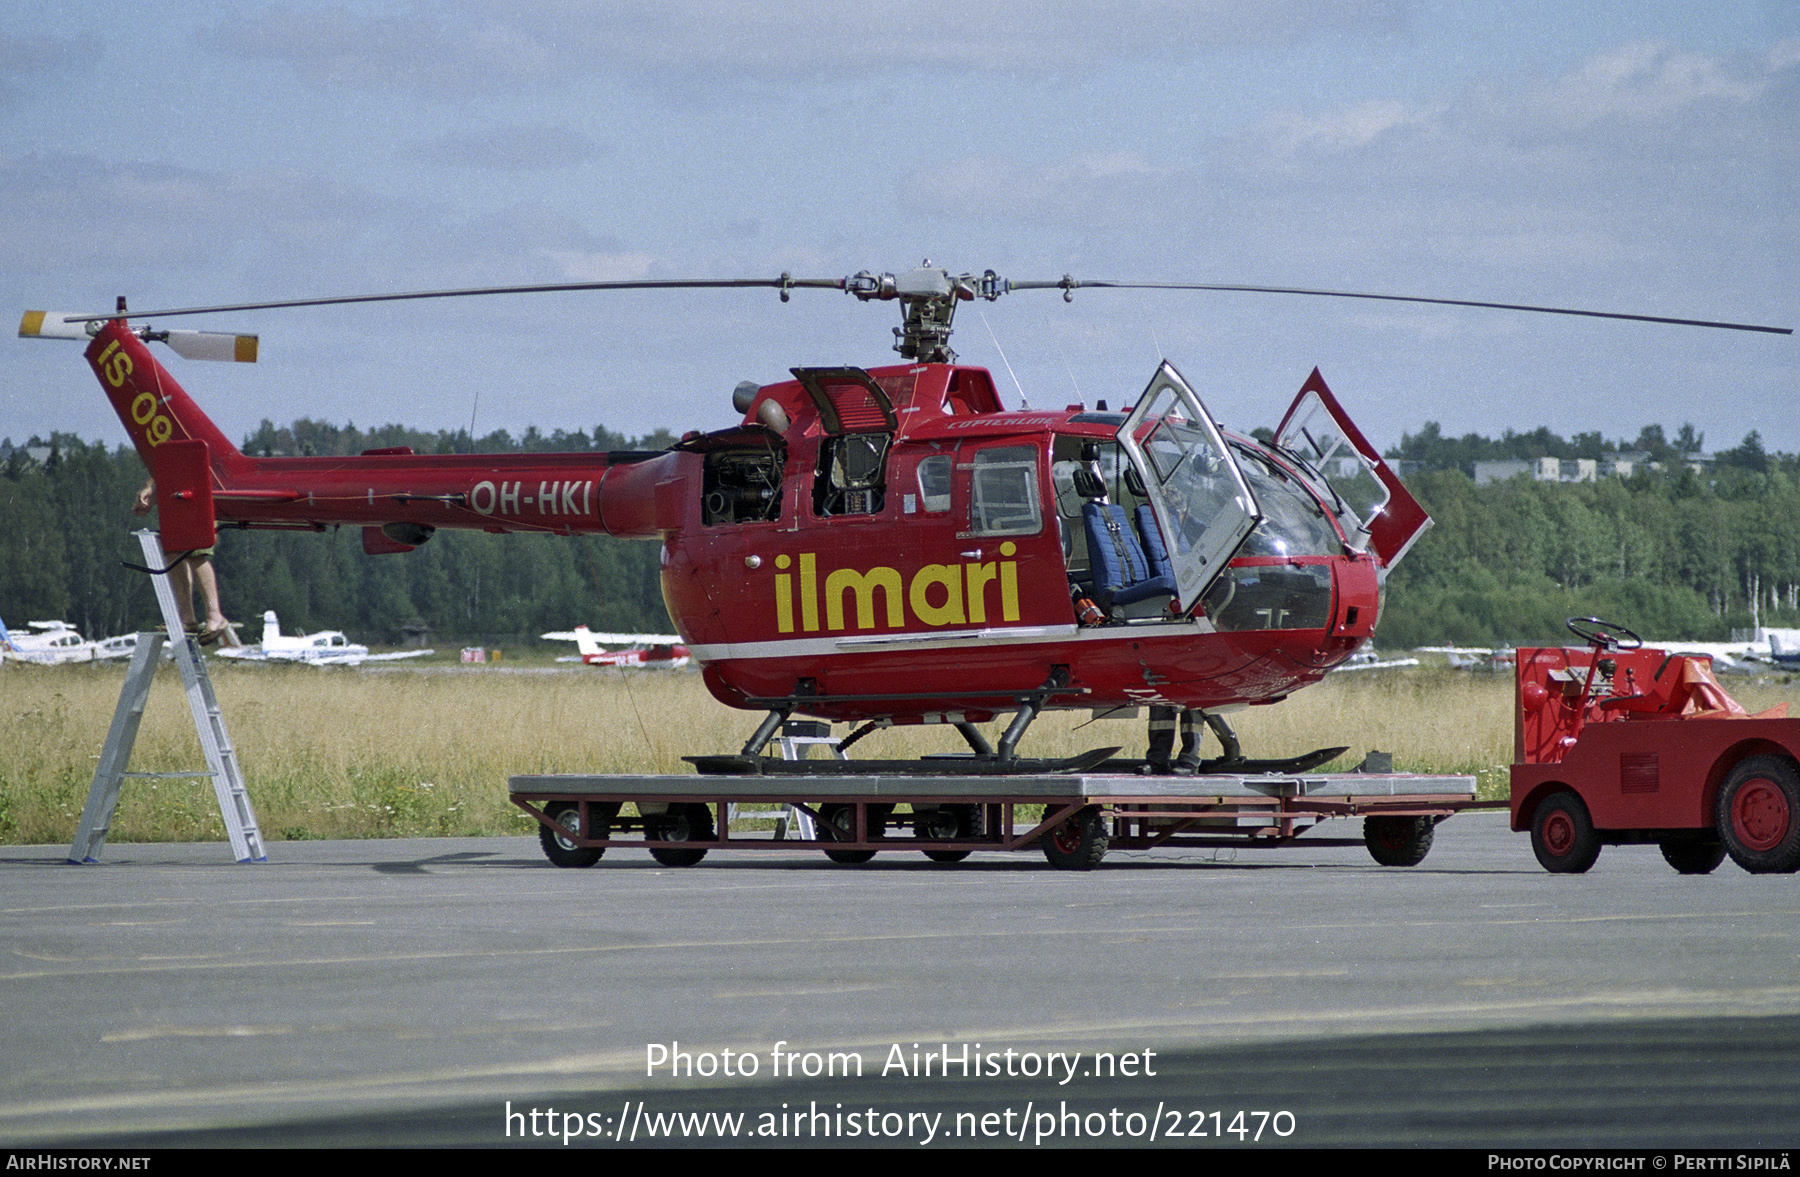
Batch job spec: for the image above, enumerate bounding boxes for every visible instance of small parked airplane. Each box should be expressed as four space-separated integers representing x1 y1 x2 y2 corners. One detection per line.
0 618 101 664
216 611 432 667
1415 646 1517 672
1332 648 1419 672
1422 638 1772 675
541 626 691 669
1640 638 1769 675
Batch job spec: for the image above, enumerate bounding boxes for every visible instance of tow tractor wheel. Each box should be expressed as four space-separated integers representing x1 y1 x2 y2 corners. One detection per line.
1041 806 1108 871
1659 835 1726 875
647 802 713 867
539 801 606 868
1716 756 1800 874
819 803 885 865
916 804 980 863
1363 815 1435 867
1531 791 1601 874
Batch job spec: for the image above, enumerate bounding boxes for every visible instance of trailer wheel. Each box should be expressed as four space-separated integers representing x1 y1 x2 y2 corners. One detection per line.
647 802 713 867
1659 835 1726 875
1716 756 1800 874
917 804 980 863
539 801 606 868
1363 815 1434 866
819 803 881 864
1041 806 1108 870
1531 792 1601 873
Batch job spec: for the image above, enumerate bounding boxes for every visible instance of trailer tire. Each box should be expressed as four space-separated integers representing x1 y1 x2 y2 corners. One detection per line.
819 803 881 864
648 802 712 867
1041 806 1108 870
917 804 980 863
1363 815 1434 866
539 801 606 868
1659 835 1726 875
1716 756 1800 874
1531 791 1601 873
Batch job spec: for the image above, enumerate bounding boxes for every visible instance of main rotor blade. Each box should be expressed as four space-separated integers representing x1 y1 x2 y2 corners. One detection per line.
53 276 850 323
50 271 1791 336
1010 279 1792 335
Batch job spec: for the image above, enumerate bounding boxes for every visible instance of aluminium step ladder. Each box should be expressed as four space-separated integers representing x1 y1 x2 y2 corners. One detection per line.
68 530 267 863
725 720 843 839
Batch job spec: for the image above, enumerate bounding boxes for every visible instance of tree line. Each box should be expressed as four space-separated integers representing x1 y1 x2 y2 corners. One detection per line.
1378 422 1800 648
0 421 675 645
3 417 1798 649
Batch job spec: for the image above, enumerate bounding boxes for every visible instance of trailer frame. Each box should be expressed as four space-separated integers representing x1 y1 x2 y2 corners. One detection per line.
510 769 1491 870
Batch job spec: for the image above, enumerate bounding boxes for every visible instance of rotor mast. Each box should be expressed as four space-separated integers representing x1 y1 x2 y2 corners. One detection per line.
844 263 1011 363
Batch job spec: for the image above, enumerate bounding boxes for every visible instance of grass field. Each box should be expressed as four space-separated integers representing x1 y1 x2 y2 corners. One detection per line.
4 658 1796 844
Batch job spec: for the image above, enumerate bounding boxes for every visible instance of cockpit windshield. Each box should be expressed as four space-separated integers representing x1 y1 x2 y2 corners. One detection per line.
1231 444 1343 558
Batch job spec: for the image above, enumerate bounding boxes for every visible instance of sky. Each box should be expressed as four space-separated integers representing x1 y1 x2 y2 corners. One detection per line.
2 1 1795 457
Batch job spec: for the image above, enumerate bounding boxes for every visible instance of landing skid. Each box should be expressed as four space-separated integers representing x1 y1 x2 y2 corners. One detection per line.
1096 745 1351 777
685 746 1121 777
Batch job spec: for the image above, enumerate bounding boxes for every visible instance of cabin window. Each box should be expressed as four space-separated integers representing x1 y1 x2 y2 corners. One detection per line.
968 445 1041 536
917 455 952 512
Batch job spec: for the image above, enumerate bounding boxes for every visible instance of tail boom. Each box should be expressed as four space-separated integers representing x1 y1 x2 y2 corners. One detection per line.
85 318 679 543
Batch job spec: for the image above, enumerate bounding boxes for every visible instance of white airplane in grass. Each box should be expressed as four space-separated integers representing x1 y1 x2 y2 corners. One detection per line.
541 626 691 669
1639 638 1770 675
217 610 433 667
1420 638 1770 674
1415 646 1517 672
1331 648 1420 672
0 618 102 664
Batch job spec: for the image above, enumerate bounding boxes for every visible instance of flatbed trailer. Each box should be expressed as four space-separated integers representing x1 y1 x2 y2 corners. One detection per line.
510 770 1488 870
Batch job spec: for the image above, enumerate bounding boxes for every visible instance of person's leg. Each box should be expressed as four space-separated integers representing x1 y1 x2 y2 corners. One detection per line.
164 554 198 629
189 557 227 632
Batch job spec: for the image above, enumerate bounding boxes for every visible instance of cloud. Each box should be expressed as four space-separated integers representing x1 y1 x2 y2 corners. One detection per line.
201 4 558 98
0 152 416 291
0 33 83 105
1527 41 1769 129
1258 99 1440 161
902 151 1180 225
889 33 1797 308
409 124 608 170
517 0 1410 71
0 32 82 75
205 0 1409 96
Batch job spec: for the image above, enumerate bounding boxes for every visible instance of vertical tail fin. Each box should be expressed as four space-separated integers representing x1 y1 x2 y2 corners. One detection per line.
87 319 247 549
86 319 245 473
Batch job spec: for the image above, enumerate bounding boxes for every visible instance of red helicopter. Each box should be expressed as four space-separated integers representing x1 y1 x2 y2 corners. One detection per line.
20 267 1789 773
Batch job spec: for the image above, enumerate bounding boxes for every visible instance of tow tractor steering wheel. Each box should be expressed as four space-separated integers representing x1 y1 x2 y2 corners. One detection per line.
1566 616 1642 652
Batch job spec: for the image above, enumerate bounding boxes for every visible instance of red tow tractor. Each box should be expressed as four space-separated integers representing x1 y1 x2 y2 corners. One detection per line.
1511 617 1800 874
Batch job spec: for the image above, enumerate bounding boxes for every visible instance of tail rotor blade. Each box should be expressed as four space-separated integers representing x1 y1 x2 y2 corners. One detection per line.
164 330 259 363
18 311 90 341
20 312 259 361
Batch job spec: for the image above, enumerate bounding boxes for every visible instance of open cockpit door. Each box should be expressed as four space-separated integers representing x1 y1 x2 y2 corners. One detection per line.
1116 362 1260 614
1274 369 1430 568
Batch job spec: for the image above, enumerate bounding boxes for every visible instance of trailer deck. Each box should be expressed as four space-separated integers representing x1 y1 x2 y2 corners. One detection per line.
510 769 1487 870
